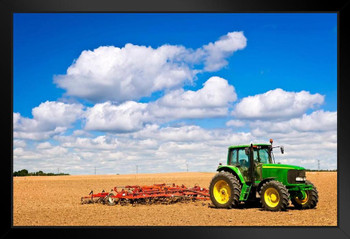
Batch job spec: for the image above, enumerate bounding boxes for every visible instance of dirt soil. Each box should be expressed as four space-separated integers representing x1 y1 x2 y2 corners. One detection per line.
13 172 337 226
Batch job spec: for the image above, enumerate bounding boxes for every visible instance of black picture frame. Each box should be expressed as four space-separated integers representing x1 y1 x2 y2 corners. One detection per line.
2 0 349 238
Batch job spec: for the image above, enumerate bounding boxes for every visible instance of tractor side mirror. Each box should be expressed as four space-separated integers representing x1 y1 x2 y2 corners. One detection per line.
280 146 284 154
245 147 249 155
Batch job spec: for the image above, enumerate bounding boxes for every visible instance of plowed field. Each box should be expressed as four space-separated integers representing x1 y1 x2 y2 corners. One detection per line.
13 172 337 226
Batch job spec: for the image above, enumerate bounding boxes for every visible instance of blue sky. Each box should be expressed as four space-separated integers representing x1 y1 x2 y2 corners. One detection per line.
13 13 337 174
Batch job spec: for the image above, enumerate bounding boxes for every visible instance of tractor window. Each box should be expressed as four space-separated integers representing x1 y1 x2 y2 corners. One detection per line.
259 148 270 163
238 149 250 167
253 148 271 164
253 150 258 161
229 149 238 165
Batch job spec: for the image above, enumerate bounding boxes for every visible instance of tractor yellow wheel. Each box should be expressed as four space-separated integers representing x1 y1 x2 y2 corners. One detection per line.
213 180 231 205
264 187 280 208
259 180 289 211
291 180 319 209
294 191 309 205
209 171 241 208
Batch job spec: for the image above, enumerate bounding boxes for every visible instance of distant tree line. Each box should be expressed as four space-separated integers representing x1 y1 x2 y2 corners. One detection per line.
13 169 69 176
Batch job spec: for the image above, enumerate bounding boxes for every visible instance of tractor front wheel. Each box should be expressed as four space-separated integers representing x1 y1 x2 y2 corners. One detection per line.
291 180 318 209
260 180 290 211
209 171 241 208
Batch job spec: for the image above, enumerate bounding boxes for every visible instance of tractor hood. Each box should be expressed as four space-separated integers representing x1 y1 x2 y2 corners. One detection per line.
261 164 306 186
262 164 305 170
261 163 305 181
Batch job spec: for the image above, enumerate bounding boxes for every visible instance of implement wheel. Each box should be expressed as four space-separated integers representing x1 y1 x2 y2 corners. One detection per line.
104 193 118 206
209 171 241 208
291 180 318 209
260 180 290 211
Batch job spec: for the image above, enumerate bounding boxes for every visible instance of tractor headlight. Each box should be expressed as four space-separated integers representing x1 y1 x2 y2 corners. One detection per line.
295 177 306 182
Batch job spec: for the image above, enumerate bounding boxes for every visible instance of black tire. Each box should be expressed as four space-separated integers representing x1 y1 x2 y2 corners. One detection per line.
291 180 318 209
209 171 241 208
260 180 290 211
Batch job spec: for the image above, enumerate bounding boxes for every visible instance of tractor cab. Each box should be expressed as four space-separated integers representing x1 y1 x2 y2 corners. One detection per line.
227 139 284 183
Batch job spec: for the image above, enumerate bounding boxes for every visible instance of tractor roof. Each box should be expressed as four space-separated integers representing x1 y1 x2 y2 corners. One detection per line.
228 143 271 149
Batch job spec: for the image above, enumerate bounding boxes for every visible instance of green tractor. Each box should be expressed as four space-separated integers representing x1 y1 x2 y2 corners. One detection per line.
209 139 319 211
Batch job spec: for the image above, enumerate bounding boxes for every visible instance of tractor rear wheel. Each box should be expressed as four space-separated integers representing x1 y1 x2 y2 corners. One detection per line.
260 180 290 211
291 180 318 209
209 171 241 208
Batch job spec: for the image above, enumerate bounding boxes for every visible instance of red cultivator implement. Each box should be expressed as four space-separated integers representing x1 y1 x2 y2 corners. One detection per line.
81 183 210 206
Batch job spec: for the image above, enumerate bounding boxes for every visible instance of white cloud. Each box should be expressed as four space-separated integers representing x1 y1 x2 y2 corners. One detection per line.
155 76 236 108
40 146 68 156
13 127 67 141
288 110 337 132
84 101 149 132
13 139 27 148
36 142 52 149
232 88 324 120
83 77 236 132
130 124 214 142
250 110 337 134
54 31 246 103
202 31 247 71
60 135 118 150
31 101 84 126
72 129 91 137
55 44 195 103
226 119 245 127
13 101 84 140
148 76 236 120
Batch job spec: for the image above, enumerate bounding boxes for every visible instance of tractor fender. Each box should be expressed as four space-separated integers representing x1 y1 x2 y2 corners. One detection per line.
217 165 246 185
256 177 276 195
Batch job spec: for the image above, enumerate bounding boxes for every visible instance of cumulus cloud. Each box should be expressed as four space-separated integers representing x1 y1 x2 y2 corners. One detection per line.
54 31 246 103
288 110 337 132
250 110 337 134
130 124 214 142
232 88 324 120
226 119 245 127
36 142 52 149
54 44 195 103
84 101 149 132
13 101 84 140
155 76 236 108
60 135 119 150
202 31 247 71
126 124 254 152
148 76 236 120
83 77 236 132
13 139 27 148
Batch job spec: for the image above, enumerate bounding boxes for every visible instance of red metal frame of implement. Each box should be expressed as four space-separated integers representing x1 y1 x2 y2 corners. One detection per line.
81 183 210 205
